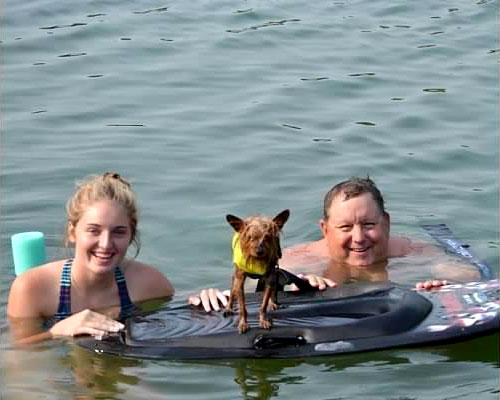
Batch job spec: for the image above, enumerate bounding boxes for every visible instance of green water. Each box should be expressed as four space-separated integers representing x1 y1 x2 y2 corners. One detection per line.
1 0 498 398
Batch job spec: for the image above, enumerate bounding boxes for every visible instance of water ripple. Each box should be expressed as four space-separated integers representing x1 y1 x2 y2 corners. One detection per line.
300 77 330 81
40 22 87 30
423 88 446 93
133 6 169 14
58 52 86 58
227 18 300 33
282 124 302 130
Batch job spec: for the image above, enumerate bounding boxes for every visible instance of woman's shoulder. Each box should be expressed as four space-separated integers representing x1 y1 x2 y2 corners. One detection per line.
11 260 66 288
7 260 66 318
120 259 174 301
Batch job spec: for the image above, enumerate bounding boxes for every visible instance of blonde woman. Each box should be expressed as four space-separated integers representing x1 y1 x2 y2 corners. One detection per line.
7 172 174 344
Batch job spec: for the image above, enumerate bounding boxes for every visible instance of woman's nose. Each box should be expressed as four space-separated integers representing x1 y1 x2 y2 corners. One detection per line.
99 232 112 248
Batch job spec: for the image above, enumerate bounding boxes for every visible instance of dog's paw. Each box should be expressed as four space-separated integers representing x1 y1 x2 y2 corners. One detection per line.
238 320 249 334
268 302 278 311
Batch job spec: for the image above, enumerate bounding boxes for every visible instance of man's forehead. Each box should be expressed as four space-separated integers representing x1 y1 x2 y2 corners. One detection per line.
328 194 383 218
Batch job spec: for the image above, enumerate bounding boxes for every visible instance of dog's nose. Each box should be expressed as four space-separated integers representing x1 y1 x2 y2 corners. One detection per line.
256 247 265 257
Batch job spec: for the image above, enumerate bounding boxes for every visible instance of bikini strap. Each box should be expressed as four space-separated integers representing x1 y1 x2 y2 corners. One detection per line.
114 266 134 319
54 260 134 321
54 259 73 321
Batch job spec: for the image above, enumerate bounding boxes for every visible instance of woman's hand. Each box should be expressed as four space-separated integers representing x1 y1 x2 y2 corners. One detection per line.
288 274 337 291
49 309 124 339
415 280 449 290
188 289 230 313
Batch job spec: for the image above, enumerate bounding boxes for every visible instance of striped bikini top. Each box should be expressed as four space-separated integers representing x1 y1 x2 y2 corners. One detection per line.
54 259 134 321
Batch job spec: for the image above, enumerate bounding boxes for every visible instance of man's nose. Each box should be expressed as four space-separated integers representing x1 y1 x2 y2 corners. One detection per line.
352 225 365 242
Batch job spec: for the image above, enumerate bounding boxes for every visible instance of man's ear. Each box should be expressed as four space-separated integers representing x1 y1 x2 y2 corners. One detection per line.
67 222 77 244
383 212 391 233
319 218 329 238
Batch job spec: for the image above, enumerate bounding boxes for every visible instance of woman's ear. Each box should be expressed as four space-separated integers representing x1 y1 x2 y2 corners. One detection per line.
67 222 77 244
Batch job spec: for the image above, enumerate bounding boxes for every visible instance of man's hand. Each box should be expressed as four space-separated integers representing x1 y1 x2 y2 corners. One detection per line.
415 280 449 290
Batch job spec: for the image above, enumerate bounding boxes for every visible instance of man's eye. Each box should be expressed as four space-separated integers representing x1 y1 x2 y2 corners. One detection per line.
364 222 375 228
339 225 351 231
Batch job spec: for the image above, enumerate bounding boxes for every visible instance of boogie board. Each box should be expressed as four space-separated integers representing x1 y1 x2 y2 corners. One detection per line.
76 224 499 360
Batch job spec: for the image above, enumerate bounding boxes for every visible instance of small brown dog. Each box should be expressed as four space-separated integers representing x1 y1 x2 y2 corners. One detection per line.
224 209 290 334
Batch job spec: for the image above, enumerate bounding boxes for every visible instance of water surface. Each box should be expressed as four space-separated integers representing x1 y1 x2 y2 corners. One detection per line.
1 0 498 398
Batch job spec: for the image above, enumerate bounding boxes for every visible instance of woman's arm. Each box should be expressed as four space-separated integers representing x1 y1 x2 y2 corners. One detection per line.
7 266 125 344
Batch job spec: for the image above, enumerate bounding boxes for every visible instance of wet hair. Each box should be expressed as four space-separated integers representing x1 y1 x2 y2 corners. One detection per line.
65 172 141 256
322 176 387 219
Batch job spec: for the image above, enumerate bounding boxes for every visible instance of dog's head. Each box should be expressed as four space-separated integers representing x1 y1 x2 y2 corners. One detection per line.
226 209 290 262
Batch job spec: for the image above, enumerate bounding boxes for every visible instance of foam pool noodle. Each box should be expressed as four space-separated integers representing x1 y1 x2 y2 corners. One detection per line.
11 232 46 276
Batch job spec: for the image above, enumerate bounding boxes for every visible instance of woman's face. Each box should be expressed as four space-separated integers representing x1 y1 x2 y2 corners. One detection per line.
68 199 132 274
320 193 390 267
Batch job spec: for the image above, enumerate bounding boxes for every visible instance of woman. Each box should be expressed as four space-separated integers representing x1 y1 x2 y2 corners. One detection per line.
7 172 174 344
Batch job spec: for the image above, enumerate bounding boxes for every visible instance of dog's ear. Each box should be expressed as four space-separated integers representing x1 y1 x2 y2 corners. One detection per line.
226 214 245 232
273 209 290 230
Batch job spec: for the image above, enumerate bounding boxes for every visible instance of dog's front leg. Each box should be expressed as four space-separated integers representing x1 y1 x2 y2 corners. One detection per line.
267 268 278 312
224 267 237 317
259 281 273 330
234 268 249 334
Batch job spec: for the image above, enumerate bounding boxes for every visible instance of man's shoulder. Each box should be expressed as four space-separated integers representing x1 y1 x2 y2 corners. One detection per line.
388 236 413 257
388 236 440 258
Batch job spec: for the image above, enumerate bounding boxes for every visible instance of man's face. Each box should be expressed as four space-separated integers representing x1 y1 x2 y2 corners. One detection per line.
320 192 390 266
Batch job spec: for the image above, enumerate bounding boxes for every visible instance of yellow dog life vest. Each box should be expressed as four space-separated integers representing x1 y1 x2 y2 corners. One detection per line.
232 232 268 275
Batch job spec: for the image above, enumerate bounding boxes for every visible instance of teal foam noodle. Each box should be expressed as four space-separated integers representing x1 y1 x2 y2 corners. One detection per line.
11 231 47 276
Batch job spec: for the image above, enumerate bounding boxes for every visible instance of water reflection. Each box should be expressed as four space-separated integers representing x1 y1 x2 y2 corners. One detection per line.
191 333 498 399
64 343 143 399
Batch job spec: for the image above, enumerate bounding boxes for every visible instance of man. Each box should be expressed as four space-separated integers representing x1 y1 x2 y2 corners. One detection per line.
281 177 480 286
190 177 480 311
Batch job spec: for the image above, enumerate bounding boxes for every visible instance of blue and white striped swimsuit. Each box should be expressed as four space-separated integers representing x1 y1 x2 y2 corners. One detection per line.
54 259 134 321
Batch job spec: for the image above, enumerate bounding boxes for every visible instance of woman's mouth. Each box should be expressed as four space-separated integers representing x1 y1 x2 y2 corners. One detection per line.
92 251 115 261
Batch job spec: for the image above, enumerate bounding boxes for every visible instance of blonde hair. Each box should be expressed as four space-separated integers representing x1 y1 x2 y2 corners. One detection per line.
65 172 141 256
